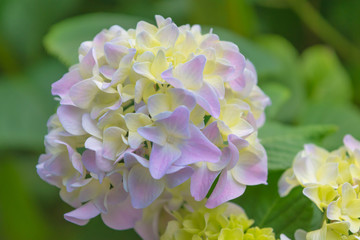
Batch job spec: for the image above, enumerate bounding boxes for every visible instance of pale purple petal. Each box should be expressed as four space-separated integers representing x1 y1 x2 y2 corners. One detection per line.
190 164 219 201
169 88 196 111
344 135 360 153
102 127 127 160
156 106 190 138
82 150 104 179
79 48 97 78
61 141 83 174
176 124 221 165
165 166 194 188
206 171 246 208
156 23 179 47
138 126 166 145
128 164 165 208
57 105 86 135
124 152 149 168
194 82 220 118
99 65 116 79
69 79 99 109
64 202 100 226
161 68 184 88
173 55 206 90
232 149 268 185
51 69 82 105
202 122 223 145
149 143 181 179
82 113 101 138
104 42 128 67
101 196 142 230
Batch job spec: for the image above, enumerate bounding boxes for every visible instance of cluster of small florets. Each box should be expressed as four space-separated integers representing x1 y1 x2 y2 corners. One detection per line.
37 15 270 238
160 202 277 240
279 135 360 239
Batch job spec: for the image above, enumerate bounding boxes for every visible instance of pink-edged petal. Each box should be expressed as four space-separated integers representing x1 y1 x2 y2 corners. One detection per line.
61 141 83 174
128 164 165 208
200 34 219 49
161 68 184 88
194 82 220 118
232 148 268 185
115 147 137 164
147 93 170 118
344 134 360 153
99 65 116 80
138 126 166 146
133 62 155 80
101 196 142 230
104 49 136 89
173 55 206 90
165 166 194 188
82 150 104 179
156 23 179 47
177 124 221 165
206 171 246 208
149 143 181 179
202 122 223 146
104 42 128 67
57 105 86 135
84 136 102 151
102 127 127 160
69 79 99 109
82 113 101 138
64 202 100 226
190 164 219 201
169 88 196 111
79 48 97 78
52 69 82 105
124 152 149 168
156 106 190 138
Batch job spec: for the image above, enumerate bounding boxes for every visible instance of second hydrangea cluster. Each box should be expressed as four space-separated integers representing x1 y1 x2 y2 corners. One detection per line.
279 135 360 239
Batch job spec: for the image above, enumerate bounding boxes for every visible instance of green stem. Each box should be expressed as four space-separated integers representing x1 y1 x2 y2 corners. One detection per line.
285 0 360 63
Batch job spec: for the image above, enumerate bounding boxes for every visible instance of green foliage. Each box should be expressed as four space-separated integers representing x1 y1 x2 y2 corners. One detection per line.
44 13 151 66
259 122 337 170
299 103 360 150
0 157 53 240
235 171 322 238
261 83 290 120
301 45 353 104
1 1 360 239
256 35 305 122
0 58 65 151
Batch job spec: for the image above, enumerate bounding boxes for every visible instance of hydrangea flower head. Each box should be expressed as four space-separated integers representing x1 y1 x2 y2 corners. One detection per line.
279 135 360 237
37 15 270 234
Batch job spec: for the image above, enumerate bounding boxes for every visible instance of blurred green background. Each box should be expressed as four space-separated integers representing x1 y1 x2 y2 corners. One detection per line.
1 0 360 239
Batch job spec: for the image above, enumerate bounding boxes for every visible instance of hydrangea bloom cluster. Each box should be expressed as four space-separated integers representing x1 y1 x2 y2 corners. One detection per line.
160 202 277 240
279 135 360 239
37 15 270 238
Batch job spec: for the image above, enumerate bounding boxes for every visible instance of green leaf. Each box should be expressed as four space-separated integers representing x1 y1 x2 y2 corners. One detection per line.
44 13 151 66
256 35 305 122
235 171 321 238
0 58 66 151
0 0 81 64
298 102 360 150
0 156 54 240
261 83 290 120
259 122 337 170
301 45 353 104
